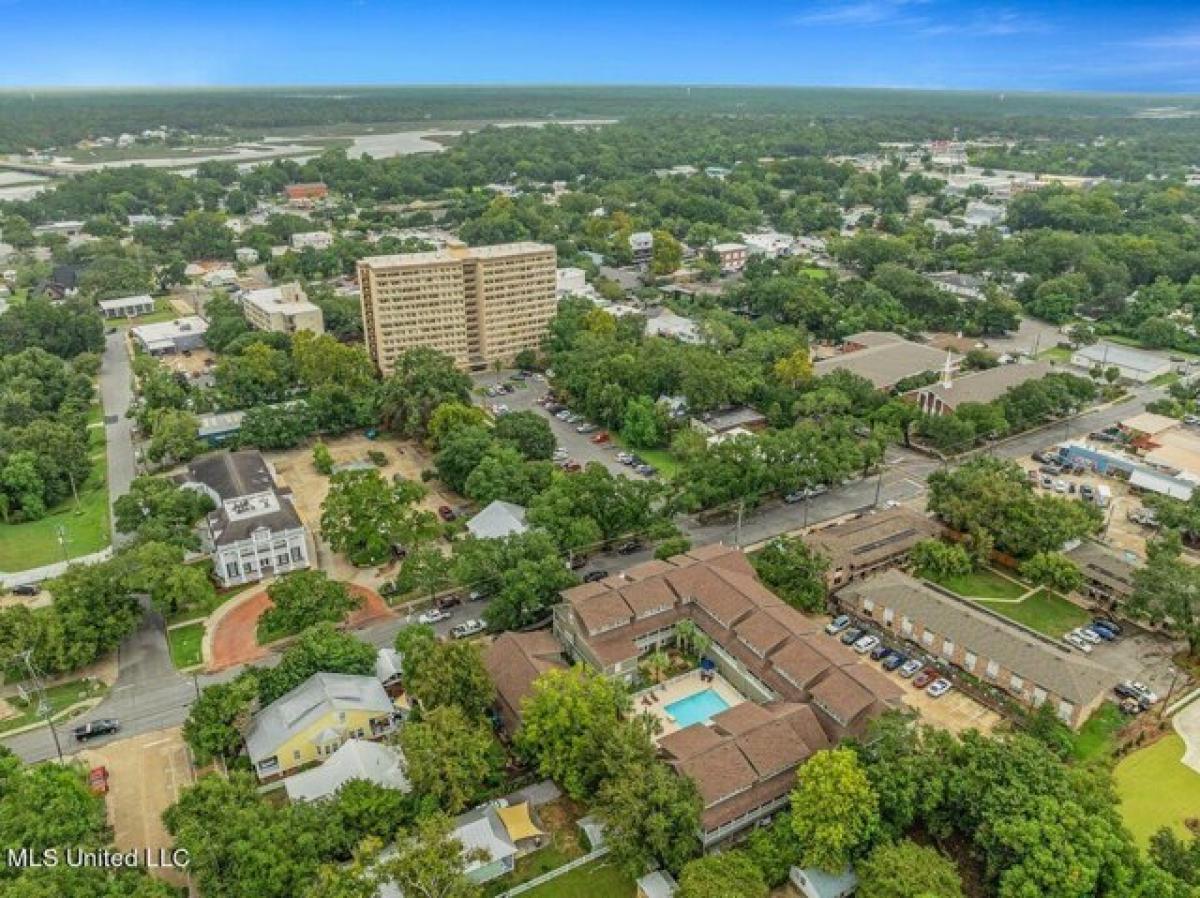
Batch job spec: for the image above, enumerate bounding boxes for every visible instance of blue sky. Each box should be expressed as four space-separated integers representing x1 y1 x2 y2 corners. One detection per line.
3 0 1200 92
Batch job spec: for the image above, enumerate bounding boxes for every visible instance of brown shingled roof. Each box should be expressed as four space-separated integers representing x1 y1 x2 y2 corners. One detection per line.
618 578 679 618
808 668 876 726
733 610 790 657
658 723 726 761
737 718 812 778
676 742 757 806
710 701 773 736
767 639 835 691
484 631 566 728
573 591 634 635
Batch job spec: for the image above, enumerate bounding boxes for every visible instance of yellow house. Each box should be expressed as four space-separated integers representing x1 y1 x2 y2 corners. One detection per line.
245 672 396 781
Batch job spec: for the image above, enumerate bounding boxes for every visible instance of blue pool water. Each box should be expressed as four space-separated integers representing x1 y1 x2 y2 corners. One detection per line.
665 689 730 727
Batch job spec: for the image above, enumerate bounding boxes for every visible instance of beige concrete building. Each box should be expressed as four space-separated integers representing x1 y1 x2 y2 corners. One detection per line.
241 283 324 335
358 242 557 372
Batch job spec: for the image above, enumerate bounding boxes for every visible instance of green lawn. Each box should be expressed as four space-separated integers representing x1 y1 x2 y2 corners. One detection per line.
1071 701 1127 763
0 678 108 735
928 567 1027 600
975 588 1090 637
167 622 205 669
124 297 179 326
1038 345 1074 363
1115 734 1200 846
516 860 635 898
0 441 110 572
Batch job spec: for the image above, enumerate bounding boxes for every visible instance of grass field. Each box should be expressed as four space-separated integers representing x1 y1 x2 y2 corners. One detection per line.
516 861 635 898
167 623 205 669
0 438 110 572
1038 345 1074 363
975 588 1090 637
1071 702 1127 763
928 567 1027 600
608 433 680 479
0 679 108 735
1115 734 1200 845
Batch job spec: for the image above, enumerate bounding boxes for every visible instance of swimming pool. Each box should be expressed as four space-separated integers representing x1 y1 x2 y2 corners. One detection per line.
665 689 730 727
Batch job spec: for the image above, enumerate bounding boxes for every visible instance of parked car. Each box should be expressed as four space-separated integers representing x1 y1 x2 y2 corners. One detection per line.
576 423 598 434
840 627 864 645
898 659 923 678
1063 631 1093 653
436 595 462 610
1080 484 1095 501
869 643 891 661
583 570 609 583
468 590 488 602
927 678 953 698
568 555 588 570
591 432 610 444
1040 474 1054 489
417 608 450 625
1086 624 1115 642
438 505 456 521
783 491 805 504
1073 627 1102 645
825 614 850 635
882 652 907 672
615 452 634 464
635 464 657 476
1119 697 1145 715
1053 479 1069 494
912 668 939 689
617 540 643 555
73 719 120 742
87 766 110 795
553 448 569 461
1125 681 1159 705
853 635 880 655
1039 463 1064 476
450 619 486 639
10 584 39 597
562 461 582 473
1093 618 1122 637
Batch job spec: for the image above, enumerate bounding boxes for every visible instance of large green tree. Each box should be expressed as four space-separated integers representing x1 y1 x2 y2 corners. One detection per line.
856 840 965 898
378 348 472 440
790 747 879 873
398 706 502 815
320 469 438 566
676 852 769 898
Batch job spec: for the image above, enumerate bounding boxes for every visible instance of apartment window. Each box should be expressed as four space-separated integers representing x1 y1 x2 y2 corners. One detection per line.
863 598 875 613
291 546 303 562
226 562 239 579
883 608 894 625
941 638 955 658
921 630 934 647
963 651 977 672
1010 674 1024 693
292 750 301 762
1057 701 1074 723
901 617 913 636
1032 687 1047 706
278 553 290 567
242 562 256 575
985 660 1000 680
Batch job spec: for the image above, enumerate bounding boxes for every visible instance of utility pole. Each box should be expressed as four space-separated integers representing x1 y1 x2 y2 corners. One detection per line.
734 498 744 548
19 651 63 763
55 525 68 564
873 467 885 508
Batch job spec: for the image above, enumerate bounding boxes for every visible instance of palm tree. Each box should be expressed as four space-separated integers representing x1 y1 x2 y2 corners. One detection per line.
673 619 697 655
693 631 712 661
643 650 670 685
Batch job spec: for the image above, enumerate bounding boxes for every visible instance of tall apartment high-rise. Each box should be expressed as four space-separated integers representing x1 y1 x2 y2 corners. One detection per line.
357 241 557 373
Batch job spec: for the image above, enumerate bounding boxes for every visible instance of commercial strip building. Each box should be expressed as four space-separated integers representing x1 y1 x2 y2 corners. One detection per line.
803 507 941 590
240 283 325 335
813 331 953 391
838 570 1112 727
180 450 312 588
1057 433 1199 502
131 316 208 354
1070 342 1172 383
358 241 556 372
909 360 1056 416
97 294 155 319
549 545 903 845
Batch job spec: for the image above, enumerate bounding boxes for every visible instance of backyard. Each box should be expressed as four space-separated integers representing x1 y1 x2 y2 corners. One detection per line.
167 622 205 670
513 860 635 898
0 429 110 571
1114 733 1200 846
1070 701 1127 763
974 588 1091 638
482 798 590 898
608 433 680 479
927 567 1027 600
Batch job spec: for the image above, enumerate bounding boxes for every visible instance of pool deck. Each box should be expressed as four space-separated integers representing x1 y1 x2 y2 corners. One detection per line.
633 669 746 737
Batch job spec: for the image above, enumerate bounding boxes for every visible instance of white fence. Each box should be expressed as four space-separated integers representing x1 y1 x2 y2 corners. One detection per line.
1 547 113 589
494 847 610 898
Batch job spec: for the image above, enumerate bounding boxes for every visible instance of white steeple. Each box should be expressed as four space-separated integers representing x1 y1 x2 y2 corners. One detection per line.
941 349 954 389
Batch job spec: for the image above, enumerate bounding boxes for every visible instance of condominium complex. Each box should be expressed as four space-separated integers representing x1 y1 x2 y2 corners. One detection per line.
357 241 557 372
240 283 325 335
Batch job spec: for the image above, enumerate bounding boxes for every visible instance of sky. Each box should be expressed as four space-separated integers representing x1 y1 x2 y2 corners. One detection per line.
3 0 1200 92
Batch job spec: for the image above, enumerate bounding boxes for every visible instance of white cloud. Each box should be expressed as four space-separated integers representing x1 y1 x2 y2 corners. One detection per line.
1128 30 1200 50
793 0 929 27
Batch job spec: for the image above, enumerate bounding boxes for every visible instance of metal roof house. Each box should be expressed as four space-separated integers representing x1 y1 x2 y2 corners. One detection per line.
282 738 410 803
466 500 529 540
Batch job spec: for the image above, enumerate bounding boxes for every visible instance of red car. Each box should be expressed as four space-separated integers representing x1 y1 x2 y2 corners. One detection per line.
590 431 610 444
88 766 109 795
438 505 456 521
562 462 582 473
912 668 939 689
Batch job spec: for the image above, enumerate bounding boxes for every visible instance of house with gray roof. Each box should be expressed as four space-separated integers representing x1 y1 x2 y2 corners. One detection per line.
1071 342 1172 383
245 672 396 781
838 569 1112 727
466 500 529 540
1066 540 1139 606
182 450 311 587
814 334 952 391
283 738 410 803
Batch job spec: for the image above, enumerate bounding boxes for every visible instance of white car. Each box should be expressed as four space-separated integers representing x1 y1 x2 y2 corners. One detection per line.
1053 479 1069 494
553 448 569 460
1074 627 1102 645
926 678 953 698
853 635 880 655
1129 681 1159 704
450 619 486 639
898 659 923 678
417 608 450 625
615 452 634 464
1063 631 1093 653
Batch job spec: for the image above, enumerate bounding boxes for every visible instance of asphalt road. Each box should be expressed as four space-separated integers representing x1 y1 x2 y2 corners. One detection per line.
100 329 136 549
3 379 1161 764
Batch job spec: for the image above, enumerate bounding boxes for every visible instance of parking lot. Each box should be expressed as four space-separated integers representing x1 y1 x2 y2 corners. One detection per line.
80 726 194 885
472 372 633 477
